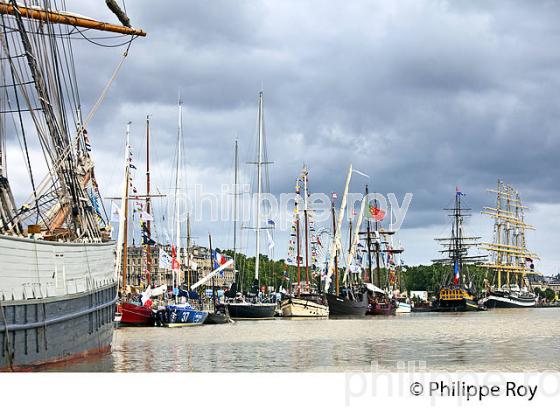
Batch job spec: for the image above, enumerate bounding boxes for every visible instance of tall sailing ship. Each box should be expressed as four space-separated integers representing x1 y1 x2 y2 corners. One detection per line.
432 188 486 312
479 180 538 308
281 165 329 317
0 1 145 369
324 165 369 316
362 184 400 315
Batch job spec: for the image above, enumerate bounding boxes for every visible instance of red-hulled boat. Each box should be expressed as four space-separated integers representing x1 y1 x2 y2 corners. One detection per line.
366 298 397 315
116 302 155 326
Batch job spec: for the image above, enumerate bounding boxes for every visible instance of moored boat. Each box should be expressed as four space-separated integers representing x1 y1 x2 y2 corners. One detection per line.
225 91 279 319
116 301 155 326
280 295 329 318
282 166 329 318
160 304 208 327
431 187 486 313
0 2 145 370
480 181 538 309
227 300 277 319
395 300 412 314
326 288 368 316
480 285 536 308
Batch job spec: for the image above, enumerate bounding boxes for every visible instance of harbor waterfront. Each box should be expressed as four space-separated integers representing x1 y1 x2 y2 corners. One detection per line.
45 308 560 372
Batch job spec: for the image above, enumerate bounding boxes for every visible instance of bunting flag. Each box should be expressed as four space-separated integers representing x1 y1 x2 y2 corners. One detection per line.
171 245 180 271
142 234 156 246
140 211 154 221
110 202 120 222
158 249 172 269
456 186 465 197
266 229 275 251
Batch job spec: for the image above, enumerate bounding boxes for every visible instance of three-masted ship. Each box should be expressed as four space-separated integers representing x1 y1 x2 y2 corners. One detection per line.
479 181 538 308
432 188 486 312
0 1 145 369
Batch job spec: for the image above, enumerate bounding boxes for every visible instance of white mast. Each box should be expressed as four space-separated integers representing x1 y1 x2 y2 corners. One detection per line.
255 91 264 281
324 164 353 292
343 196 367 285
115 123 131 279
173 96 183 290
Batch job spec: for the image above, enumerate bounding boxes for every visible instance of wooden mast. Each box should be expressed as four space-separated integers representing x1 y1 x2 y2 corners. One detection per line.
365 185 374 284
209 233 215 312
0 3 147 37
122 123 131 293
145 115 152 286
374 198 382 288
331 197 339 295
296 177 301 296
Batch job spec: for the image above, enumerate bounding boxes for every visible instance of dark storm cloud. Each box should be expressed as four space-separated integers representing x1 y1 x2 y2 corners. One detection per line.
10 1 559 269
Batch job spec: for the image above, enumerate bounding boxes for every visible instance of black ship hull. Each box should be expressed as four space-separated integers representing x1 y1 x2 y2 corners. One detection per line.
205 305 232 324
227 302 276 319
432 299 481 312
326 293 368 316
482 291 536 308
0 283 117 371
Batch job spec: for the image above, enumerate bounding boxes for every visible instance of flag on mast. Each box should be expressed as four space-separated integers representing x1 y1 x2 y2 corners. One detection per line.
110 202 121 222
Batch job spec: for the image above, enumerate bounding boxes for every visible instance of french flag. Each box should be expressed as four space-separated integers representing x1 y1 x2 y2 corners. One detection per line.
213 250 227 269
453 260 459 285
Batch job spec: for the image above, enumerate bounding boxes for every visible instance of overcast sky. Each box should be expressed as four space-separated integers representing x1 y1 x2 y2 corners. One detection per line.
5 0 560 274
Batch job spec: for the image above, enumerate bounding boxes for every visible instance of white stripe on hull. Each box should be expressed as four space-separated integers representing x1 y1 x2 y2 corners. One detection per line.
395 302 411 313
0 234 116 301
481 294 536 308
281 298 329 317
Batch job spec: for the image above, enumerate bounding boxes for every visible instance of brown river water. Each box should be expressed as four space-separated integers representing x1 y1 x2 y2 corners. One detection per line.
46 308 560 372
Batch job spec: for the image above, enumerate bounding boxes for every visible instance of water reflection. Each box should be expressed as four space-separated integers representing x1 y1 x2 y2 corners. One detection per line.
47 308 560 372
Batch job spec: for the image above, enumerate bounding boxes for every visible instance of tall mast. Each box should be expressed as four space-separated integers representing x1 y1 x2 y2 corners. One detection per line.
296 178 301 295
303 167 310 292
324 164 353 292
233 140 239 284
254 91 264 283
343 197 367 286
186 213 191 288
121 123 131 292
145 115 152 285
455 190 462 283
173 97 183 289
331 198 339 295
209 233 215 311
365 185 374 284
374 198 382 288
